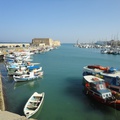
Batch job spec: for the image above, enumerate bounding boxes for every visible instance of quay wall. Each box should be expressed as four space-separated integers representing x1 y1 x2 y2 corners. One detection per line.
0 74 5 111
0 71 36 120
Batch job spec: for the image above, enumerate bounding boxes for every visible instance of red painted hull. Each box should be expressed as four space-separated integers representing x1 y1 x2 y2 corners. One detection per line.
85 87 120 110
88 65 108 71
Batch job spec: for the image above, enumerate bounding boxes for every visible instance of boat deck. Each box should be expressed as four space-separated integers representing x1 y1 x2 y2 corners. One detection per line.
101 71 120 78
83 66 103 73
84 66 120 78
84 75 104 83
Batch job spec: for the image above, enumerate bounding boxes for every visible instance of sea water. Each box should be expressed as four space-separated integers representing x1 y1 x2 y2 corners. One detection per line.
0 43 120 120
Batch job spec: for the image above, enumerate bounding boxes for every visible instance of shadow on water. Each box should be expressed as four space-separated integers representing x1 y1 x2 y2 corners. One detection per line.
65 77 83 98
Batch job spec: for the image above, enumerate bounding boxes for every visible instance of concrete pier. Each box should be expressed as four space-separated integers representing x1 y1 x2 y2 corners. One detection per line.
0 111 28 120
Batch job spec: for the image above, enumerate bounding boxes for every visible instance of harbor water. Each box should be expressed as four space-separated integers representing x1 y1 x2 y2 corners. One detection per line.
1 43 120 120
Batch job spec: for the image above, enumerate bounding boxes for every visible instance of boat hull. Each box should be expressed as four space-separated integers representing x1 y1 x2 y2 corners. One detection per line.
13 71 43 82
23 92 45 118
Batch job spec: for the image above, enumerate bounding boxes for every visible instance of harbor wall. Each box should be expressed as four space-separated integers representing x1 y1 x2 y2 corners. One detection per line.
0 75 35 120
0 74 5 111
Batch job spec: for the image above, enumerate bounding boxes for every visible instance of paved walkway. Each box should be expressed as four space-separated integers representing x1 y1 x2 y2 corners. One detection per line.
0 111 28 120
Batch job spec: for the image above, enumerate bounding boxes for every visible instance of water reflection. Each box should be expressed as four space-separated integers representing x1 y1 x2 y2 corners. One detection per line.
13 79 41 90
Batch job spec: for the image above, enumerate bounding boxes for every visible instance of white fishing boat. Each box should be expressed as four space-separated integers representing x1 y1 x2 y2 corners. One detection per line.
83 65 120 92
13 71 43 82
6 61 39 70
6 62 40 75
14 66 42 75
101 49 108 54
23 92 45 118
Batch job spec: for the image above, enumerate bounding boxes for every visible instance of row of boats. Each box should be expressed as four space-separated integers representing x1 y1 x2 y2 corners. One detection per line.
83 65 120 110
4 51 44 82
3 51 45 118
101 48 120 55
3 46 60 118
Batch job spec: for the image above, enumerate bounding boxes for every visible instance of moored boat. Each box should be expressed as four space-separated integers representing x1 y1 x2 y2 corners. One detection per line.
0 51 4 61
14 66 42 75
83 75 120 110
83 65 109 76
13 71 43 82
6 62 40 75
83 65 120 92
101 49 108 54
23 92 45 118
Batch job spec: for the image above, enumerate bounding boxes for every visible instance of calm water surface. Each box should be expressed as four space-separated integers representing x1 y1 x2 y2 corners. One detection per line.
1 44 120 120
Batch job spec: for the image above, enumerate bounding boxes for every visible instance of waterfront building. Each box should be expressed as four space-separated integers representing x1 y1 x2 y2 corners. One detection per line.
0 43 30 48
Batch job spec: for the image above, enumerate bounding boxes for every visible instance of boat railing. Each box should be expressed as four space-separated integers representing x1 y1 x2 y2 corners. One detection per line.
108 85 120 92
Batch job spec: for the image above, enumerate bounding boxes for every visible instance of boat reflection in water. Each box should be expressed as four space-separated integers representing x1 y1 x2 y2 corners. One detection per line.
14 80 39 90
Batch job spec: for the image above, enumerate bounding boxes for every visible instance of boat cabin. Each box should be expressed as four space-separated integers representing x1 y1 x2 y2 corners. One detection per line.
84 75 112 99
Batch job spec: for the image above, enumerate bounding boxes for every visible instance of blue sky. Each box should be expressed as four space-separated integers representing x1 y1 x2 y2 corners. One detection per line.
0 0 120 43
